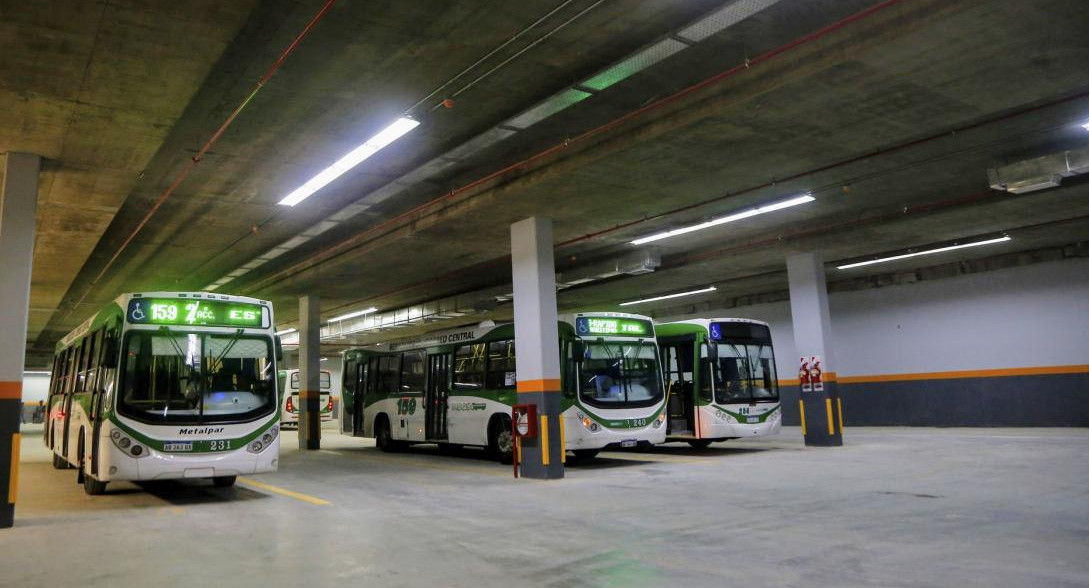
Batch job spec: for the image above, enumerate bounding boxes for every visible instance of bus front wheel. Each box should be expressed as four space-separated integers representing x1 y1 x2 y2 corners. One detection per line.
687 439 713 449
489 416 513 464
375 416 400 452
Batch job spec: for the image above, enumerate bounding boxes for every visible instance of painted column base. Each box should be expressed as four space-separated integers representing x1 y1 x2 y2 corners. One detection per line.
800 383 844 447
516 391 564 480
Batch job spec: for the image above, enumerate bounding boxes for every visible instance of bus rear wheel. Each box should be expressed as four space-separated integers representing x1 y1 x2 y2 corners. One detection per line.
213 476 236 488
52 452 67 470
687 439 713 449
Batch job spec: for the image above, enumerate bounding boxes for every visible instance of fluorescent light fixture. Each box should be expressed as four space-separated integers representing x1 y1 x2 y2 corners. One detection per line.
275 328 297 336
619 286 717 306
278 117 420 207
1082 121 1089 131
327 307 378 322
631 194 815 245
23 371 51 375
320 357 328 362
836 236 1011 270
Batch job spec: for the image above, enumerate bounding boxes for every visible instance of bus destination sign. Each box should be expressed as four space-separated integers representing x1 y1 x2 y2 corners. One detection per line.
575 317 652 337
127 298 266 328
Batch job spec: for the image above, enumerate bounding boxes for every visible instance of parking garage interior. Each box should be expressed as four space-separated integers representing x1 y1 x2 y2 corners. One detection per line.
1 1 1088 586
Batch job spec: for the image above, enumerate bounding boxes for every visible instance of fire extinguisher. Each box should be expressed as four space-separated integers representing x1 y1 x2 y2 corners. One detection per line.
798 357 811 391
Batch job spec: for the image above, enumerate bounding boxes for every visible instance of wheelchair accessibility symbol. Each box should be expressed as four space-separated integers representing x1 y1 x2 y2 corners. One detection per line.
710 323 721 340
130 303 146 322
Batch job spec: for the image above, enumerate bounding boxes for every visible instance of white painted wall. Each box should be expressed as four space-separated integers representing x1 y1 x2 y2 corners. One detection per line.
21 374 50 404
661 257 1089 377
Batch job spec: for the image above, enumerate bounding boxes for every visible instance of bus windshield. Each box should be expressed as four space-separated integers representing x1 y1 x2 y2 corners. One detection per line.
708 342 779 403
120 330 276 424
578 341 663 408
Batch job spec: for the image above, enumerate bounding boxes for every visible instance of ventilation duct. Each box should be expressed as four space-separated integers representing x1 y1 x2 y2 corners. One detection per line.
988 146 1089 194
556 247 661 288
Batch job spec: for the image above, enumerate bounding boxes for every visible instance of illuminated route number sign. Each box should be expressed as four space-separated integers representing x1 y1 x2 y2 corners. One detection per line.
127 298 266 328
575 317 652 337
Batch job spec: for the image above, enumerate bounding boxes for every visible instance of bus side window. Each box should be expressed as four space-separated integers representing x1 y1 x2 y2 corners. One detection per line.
401 351 425 393
376 355 400 395
453 344 485 390
485 340 516 390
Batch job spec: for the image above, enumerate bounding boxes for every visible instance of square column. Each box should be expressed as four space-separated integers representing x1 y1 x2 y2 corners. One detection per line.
1 153 41 528
787 252 843 447
298 295 321 450
511 217 564 479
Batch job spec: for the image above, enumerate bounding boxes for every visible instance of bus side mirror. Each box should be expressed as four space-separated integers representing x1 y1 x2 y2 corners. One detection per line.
102 334 119 369
572 341 587 363
275 336 284 362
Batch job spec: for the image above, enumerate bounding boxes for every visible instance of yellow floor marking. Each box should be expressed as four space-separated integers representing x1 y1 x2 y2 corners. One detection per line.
237 477 331 505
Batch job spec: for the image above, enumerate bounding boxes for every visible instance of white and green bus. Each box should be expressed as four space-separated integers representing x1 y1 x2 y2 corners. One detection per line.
340 312 667 462
45 292 282 494
656 318 782 447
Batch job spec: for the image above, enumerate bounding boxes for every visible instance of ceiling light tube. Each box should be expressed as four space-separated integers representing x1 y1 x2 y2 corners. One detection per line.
631 194 815 245
836 236 1011 270
619 286 717 306
327 307 378 322
1082 121 1089 131
275 328 297 336
278 117 420 207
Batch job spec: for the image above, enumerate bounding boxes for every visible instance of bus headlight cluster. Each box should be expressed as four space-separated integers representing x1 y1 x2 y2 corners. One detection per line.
110 428 148 458
576 412 600 432
248 425 279 454
653 413 666 428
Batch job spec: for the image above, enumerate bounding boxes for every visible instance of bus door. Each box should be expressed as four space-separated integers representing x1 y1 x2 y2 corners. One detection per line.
351 360 366 436
659 337 696 436
425 353 451 441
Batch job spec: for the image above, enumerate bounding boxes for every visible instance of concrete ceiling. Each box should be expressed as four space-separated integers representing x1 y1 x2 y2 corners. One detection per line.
4 0 1089 366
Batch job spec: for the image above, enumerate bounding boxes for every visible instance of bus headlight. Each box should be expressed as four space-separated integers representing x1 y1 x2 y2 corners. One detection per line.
653 413 666 428
580 416 600 432
110 429 148 458
248 440 264 453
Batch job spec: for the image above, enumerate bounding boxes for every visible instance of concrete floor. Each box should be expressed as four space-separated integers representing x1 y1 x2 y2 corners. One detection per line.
1 424 1087 588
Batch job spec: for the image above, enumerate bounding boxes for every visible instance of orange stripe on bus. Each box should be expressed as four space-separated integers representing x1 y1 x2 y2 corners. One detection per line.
516 379 561 393
0 381 22 400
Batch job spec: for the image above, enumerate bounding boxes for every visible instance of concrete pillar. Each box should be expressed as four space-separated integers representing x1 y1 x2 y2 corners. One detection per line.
510 217 564 479
298 295 321 450
1 153 40 528
786 252 843 447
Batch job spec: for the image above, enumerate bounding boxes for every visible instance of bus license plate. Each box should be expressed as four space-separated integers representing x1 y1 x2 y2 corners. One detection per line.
746 417 759 424
164 442 193 452
621 439 637 448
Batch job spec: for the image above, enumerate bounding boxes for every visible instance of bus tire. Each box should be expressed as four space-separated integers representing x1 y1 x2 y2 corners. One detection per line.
687 439 713 449
212 476 237 488
52 451 67 470
375 415 398 453
489 415 513 464
573 449 600 461
81 432 107 495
